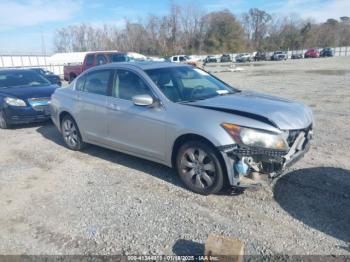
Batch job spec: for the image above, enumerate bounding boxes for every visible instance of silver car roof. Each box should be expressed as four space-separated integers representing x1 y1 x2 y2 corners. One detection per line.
98 61 190 71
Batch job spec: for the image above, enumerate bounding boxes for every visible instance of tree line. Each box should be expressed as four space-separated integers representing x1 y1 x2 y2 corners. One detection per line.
54 3 350 56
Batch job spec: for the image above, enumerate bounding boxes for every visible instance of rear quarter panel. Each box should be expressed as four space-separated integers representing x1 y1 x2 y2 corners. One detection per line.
50 87 78 131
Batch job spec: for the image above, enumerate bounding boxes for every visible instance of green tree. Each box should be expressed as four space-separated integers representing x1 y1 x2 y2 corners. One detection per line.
203 10 246 53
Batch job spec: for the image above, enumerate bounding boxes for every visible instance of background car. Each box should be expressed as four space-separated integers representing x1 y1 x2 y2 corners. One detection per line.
235 53 251 62
220 54 232 63
30 68 62 86
0 69 58 129
271 51 288 61
64 51 147 82
203 55 218 63
169 55 201 67
254 51 267 61
304 48 320 58
291 53 303 59
320 48 334 57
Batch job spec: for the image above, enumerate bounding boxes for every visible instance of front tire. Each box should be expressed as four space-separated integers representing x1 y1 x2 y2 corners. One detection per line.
0 111 9 129
176 141 224 195
61 115 85 150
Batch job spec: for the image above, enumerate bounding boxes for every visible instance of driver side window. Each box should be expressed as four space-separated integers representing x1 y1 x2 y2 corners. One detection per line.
113 70 152 100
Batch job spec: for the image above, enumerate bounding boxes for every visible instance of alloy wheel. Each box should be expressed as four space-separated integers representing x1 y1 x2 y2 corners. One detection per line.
180 147 216 189
62 119 78 147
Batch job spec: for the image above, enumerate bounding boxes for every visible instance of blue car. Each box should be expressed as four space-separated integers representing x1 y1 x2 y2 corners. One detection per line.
0 69 58 129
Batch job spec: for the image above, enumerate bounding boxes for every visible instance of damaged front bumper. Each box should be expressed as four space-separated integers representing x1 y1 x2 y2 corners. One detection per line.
219 127 313 187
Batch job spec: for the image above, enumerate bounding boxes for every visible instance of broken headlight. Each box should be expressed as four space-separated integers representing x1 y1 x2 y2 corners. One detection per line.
221 123 289 150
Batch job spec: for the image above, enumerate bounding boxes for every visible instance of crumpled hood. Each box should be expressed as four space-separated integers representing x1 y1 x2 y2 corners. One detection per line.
0 85 57 100
189 91 313 130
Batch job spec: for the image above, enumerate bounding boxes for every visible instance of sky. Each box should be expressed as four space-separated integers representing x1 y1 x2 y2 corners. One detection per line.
0 0 349 54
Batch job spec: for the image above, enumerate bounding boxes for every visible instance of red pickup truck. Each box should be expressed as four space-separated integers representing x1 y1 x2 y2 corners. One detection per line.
64 51 131 82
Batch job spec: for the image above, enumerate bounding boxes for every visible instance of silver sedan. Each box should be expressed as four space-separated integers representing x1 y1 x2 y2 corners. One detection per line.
50 62 313 195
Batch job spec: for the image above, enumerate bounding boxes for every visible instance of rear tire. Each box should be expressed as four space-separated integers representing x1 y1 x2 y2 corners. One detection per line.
176 140 224 195
0 111 9 129
61 115 85 150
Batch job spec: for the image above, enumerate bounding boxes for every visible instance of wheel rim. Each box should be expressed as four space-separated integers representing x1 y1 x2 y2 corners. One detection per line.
62 119 78 147
180 147 216 189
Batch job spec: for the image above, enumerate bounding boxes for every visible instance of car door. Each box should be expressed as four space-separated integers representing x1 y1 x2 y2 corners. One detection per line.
75 69 113 144
106 68 167 162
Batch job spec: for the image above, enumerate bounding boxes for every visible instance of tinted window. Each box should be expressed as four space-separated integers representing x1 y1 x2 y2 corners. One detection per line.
85 55 94 66
173 57 178 62
84 70 111 96
179 56 185 62
113 70 152 100
108 54 128 62
96 54 107 65
0 70 50 89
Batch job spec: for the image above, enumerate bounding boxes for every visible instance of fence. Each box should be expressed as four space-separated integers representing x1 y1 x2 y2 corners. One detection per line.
0 54 66 77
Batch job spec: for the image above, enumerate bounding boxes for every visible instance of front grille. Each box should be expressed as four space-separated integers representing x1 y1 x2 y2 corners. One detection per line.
232 146 287 158
27 97 50 105
27 97 49 104
27 98 50 113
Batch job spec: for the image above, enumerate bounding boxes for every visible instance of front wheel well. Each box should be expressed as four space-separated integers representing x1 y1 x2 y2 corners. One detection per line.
171 134 220 168
171 133 229 189
59 111 73 126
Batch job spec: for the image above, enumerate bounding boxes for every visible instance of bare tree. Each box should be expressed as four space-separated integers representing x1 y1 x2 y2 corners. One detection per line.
53 3 350 55
242 8 272 50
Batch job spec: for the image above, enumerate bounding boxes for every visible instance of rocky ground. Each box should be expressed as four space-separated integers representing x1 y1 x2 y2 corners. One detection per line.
0 57 349 256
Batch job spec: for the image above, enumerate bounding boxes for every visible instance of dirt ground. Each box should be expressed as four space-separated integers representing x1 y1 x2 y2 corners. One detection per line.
0 57 349 256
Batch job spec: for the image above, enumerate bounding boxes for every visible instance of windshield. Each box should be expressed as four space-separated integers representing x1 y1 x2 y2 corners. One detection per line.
0 70 50 89
31 68 45 75
145 66 239 102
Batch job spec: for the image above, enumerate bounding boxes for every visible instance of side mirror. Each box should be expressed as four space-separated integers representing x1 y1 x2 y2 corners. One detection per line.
132 94 154 106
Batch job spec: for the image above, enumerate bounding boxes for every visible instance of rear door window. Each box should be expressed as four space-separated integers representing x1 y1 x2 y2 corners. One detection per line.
83 70 112 96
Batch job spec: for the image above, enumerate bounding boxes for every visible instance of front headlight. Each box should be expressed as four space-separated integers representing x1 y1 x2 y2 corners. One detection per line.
4 97 26 107
222 123 289 150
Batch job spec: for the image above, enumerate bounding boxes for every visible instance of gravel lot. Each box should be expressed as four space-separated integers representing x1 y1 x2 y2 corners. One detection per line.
0 57 349 256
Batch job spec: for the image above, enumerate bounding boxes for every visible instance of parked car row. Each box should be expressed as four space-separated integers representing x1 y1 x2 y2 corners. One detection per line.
1 61 314 196
203 54 232 64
